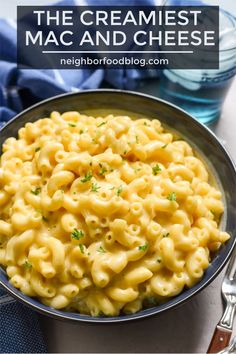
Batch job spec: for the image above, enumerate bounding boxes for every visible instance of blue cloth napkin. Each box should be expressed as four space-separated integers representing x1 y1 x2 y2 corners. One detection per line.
0 289 47 353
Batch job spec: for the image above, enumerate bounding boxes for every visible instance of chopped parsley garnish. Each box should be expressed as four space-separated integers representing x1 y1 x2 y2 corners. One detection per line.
71 228 84 240
42 216 48 222
97 311 105 317
163 233 170 238
79 129 84 134
152 164 162 175
135 135 139 144
35 147 40 152
79 244 85 254
117 185 123 196
81 172 93 183
98 164 107 176
161 144 168 149
97 246 106 253
91 183 101 192
167 192 177 202
97 121 106 127
138 243 149 251
157 258 162 263
144 121 151 127
23 260 32 269
31 187 41 195
68 123 77 127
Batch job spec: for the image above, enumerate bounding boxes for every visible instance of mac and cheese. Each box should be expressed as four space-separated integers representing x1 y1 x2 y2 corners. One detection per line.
0 111 230 316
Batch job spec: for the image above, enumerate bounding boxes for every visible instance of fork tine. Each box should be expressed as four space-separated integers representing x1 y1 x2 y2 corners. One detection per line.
224 246 236 280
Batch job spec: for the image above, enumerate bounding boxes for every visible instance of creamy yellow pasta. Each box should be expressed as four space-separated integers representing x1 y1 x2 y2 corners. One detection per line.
0 111 230 316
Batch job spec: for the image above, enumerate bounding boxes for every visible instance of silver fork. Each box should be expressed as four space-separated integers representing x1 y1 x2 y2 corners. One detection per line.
207 246 236 353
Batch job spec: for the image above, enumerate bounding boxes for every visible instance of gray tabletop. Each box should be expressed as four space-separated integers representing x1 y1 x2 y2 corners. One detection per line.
37 79 236 354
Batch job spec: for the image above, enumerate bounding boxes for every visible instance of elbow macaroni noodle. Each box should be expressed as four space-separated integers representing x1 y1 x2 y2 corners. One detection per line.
0 111 230 316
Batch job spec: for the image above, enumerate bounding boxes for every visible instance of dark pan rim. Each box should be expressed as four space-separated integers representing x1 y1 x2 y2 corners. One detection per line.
0 89 235 323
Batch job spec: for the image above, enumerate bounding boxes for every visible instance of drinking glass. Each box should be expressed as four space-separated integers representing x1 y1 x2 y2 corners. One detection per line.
160 7 236 125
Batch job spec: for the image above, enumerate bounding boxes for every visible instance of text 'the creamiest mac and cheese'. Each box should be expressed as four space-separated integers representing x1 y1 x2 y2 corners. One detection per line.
0 111 230 316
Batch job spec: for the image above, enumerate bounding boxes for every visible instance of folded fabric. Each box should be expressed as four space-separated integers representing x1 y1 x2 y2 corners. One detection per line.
0 289 47 353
